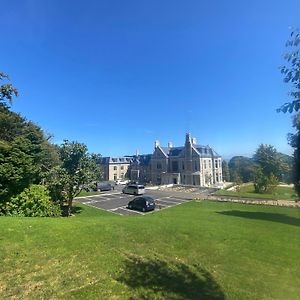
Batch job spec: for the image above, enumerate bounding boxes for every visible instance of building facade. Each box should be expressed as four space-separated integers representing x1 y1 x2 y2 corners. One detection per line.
99 156 133 181
100 133 222 187
150 133 222 186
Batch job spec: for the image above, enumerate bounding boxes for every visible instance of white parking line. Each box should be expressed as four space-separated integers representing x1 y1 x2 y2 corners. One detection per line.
76 192 122 199
156 199 183 205
111 206 144 215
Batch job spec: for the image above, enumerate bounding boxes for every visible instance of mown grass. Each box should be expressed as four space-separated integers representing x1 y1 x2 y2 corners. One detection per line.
214 184 298 200
77 190 100 197
0 201 299 299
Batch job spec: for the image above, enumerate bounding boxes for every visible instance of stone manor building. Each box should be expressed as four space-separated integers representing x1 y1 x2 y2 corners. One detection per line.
100 133 222 187
149 133 222 186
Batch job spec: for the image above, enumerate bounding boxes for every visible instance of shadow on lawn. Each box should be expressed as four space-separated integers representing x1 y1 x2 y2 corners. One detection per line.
116 255 224 300
217 210 300 227
61 205 83 216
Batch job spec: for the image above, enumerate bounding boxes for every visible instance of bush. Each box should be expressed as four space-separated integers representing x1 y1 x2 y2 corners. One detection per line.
4 184 61 217
254 168 279 194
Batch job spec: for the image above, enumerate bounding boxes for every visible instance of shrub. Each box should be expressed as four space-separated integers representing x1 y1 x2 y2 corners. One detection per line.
254 168 279 194
4 184 61 217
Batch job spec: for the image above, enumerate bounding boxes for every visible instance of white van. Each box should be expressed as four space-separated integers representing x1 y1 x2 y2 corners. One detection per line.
122 184 145 195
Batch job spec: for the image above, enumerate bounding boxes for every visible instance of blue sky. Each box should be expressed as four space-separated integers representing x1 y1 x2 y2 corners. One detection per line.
1 0 300 159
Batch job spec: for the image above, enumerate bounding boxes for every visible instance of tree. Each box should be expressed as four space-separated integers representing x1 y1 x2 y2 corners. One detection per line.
0 114 61 213
46 141 102 216
277 30 300 113
221 160 230 182
252 144 287 193
0 73 61 214
0 72 18 107
277 29 300 197
228 156 255 182
253 144 288 178
288 114 300 196
231 171 242 192
253 167 278 194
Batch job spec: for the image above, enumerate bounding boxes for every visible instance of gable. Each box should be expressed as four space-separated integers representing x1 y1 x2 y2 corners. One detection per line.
153 147 167 158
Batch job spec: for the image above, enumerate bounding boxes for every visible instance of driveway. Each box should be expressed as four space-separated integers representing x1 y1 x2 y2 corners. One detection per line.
76 186 208 216
76 185 213 216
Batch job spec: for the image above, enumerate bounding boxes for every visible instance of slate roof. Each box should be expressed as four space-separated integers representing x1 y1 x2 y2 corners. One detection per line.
159 145 221 158
132 154 152 166
194 145 221 158
100 156 133 164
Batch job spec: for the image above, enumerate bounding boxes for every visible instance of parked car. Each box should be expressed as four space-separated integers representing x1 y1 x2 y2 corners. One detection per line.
127 196 156 212
122 184 145 195
115 179 129 185
97 182 113 192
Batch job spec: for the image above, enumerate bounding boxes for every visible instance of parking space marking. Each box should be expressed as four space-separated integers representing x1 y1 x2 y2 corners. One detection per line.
76 190 194 216
111 206 144 215
156 199 184 205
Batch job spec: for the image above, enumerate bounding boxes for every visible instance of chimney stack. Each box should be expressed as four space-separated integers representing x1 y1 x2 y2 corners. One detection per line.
154 140 160 148
168 141 173 148
192 137 197 145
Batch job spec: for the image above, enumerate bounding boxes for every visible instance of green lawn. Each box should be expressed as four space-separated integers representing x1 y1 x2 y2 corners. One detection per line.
77 190 101 197
0 201 300 299
214 184 298 200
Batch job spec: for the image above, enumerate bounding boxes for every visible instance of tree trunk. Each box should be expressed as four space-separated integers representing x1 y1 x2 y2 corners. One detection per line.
67 198 73 216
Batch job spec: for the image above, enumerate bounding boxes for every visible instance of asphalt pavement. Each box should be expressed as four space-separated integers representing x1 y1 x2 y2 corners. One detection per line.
75 185 213 216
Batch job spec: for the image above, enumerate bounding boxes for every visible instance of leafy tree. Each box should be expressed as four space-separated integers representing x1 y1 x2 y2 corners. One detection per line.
228 156 255 182
253 144 288 179
221 160 230 182
253 167 278 194
252 144 287 193
0 108 61 208
277 152 293 183
230 171 242 191
277 30 300 197
288 114 300 196
277 30 300 113
0 72 18 107
46 141 102 216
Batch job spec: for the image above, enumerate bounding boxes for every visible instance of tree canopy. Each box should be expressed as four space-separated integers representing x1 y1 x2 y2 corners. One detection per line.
277 29 300 113
0 72 102 217
0 72 18 107
228 156 255 183
45 141 102 216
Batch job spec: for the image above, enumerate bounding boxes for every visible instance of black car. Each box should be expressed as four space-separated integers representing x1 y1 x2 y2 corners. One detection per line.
127 196 156 212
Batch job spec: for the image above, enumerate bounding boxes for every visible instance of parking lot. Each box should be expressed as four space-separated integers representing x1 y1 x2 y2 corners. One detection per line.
76 186 213 216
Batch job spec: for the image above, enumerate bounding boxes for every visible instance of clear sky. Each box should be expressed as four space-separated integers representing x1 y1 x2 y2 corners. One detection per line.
1 0 300 159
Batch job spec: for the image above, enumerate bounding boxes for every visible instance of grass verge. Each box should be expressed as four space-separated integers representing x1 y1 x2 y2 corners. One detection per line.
0 201 299 299
214 184 298 200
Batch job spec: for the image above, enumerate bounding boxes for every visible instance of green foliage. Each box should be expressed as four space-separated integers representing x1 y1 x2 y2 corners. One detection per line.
3 184 61 217
0 107 60 210
228 156 255 182
221 160 230 182
277 29 300 113
288 113 300 196
253 167 279 194
253 144 289 179
278 30 300 197
252 145 286 194
0 72 18 107
45 141 102 215
277 152 293 183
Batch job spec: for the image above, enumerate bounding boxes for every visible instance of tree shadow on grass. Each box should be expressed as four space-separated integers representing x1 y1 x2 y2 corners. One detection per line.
217 210 300 227
116 255 224 300
61 205 83 216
